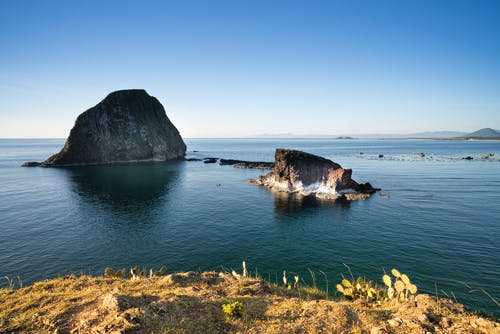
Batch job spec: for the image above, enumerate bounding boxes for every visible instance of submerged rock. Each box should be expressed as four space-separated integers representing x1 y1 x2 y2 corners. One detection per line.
250 149 378 200
40 89 186 166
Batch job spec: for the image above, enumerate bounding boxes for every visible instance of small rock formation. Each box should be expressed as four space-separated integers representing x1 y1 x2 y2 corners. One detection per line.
234 162 274 170
378 154 384 158
250 149 378 200
220 159 274 169
203 158 218 164
38 89 186 166
418 152 425 158
21 161 41 167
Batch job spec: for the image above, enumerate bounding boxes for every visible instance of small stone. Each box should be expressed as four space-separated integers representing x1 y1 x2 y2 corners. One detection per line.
387 318 403 327
440 317 452 328
417 314 428 322
102 293 130 312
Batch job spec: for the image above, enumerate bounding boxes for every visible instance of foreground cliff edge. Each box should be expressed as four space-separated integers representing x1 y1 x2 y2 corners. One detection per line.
0 271 498 333
250 149 378 200
23 89 186 167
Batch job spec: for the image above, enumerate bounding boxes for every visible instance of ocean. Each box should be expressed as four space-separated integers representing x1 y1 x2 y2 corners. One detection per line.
0 138 499 317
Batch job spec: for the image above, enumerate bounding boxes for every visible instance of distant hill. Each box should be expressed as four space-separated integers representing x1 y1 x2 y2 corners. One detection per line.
250 129 500 140
462 128 500 139
407 131 467 138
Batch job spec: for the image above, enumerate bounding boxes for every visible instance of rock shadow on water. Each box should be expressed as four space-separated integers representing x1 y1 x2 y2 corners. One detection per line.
63 161 183 214
272 191 351 216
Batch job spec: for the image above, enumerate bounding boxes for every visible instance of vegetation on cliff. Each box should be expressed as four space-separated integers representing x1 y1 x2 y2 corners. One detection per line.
1 265 498 333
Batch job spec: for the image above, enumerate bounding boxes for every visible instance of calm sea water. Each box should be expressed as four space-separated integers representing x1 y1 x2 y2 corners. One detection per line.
0 138 499 316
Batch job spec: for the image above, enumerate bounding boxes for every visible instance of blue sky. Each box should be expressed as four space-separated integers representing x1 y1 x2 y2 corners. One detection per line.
1 0 499 138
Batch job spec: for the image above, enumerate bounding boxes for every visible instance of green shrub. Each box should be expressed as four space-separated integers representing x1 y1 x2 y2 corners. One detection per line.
222 301 245 318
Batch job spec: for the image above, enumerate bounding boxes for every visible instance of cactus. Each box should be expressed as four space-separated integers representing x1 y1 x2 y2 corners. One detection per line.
130 265 141 280
335 268 418 304
387 287 395 299
383 269 418 302
149 266 167 278
104 267 125 278
336 276 384 303
391 269 401 278
105 265 166 280
382 274 391 288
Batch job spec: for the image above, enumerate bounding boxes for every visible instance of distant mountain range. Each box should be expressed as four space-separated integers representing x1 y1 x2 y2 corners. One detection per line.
461 128 500 139
406 131 467 138
401 128 500 139
252 128 500 139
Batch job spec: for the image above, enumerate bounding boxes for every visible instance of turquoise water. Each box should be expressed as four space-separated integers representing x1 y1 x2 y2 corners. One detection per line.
0 138 499 316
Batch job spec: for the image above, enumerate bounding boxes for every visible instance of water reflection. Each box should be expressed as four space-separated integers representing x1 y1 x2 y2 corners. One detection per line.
272 191 351 215
63 162 182 212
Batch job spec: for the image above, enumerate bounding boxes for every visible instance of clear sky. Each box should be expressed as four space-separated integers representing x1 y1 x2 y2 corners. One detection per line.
1 0 499 138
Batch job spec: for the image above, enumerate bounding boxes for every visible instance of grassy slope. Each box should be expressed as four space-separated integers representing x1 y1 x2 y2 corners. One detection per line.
0 272 498 334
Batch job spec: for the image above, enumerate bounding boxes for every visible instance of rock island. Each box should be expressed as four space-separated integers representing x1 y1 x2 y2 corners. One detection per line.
250 149 378 200
35 89 186 166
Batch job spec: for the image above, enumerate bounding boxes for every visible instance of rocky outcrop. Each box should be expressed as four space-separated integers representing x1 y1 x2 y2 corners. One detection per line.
40 89 186 166
250 149 378 200
21 161 41 167
220 159 274 169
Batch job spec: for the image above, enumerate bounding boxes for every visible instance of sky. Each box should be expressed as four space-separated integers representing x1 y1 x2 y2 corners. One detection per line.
1 0 499 138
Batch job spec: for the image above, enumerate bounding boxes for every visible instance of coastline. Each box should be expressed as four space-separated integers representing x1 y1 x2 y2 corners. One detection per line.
1 271 498 333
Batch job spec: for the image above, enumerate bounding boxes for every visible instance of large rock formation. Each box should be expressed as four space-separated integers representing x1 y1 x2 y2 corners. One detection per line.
41 89 186 166
250 149 378 200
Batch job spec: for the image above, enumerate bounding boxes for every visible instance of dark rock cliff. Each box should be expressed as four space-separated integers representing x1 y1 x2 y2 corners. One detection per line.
251 149 377 200
42 89 186 166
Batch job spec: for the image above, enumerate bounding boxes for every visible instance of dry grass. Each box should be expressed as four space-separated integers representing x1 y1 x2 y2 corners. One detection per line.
0 272 498 333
